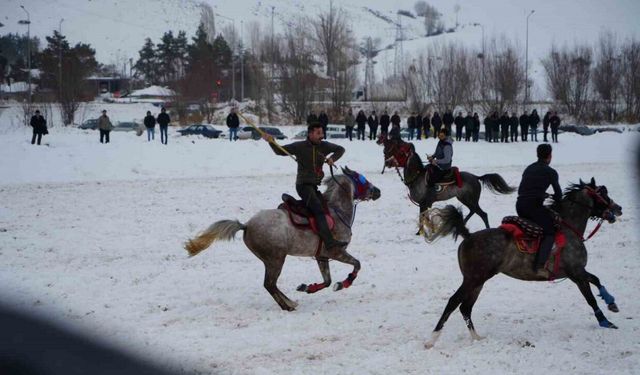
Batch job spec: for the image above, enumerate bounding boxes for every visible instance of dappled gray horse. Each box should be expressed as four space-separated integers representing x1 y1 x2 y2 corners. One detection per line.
185 167 381 311
424 178 622 348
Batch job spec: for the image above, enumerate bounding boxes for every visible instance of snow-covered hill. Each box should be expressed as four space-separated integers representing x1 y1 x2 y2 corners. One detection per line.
2 0 640 99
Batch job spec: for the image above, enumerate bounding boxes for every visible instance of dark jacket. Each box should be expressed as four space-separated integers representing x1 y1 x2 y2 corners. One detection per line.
431 114 442 129
422 116 431 128
157 112 171 127
519 114 529 128
356 113 367 128
510 115 519 129
226 113 239 128
306 113 318 125
529 112 540 129
407 116 416 129
500 115 510 128
517 160 562 205
318 113 329 127
30 115 47 134
442 112 454 128
464 115 474 131
454 115 464 128
433 137 453 170
380 114 390 129
550 115 561 129
472 116 480 131
144 115 156 129
543 112 551 129
367 114 378 128
269 139 345 185
390 114 401 127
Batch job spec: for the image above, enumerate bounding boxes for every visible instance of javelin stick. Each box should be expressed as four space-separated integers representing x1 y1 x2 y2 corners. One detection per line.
236 112 297 162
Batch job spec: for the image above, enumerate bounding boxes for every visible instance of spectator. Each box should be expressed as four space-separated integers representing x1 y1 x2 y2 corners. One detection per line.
356 110 367 140
529 109 540 142
483 113 493 142
318 110 329 137
464 111 473 142
542 111 551 142
510 112 519 142
380 110 390 136
519 111 529 142
390 111 401 130
306 110 318 126
407 112 417 140
422 112 431 139
367 110 379 140
492 111 500 142
29 109 47 146
416 112 423 139
500 111 510 143
442 110 454 133
143 111 156 142
98 109 113 144
431 112 442 139
156 107 171 145
226 107 240 141
550 111 561 143
344 108 355 141
472 112 480 142
454 111 464 141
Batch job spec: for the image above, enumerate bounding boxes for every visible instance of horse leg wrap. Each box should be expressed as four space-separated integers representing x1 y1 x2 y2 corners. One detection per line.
341 272 358 289
594 308 618 329
304 283 327 294
598 286 615 305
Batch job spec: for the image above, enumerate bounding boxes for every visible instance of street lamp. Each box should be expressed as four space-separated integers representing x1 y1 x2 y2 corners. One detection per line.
19 5 31 107
525 10 535 108
216 12 237 101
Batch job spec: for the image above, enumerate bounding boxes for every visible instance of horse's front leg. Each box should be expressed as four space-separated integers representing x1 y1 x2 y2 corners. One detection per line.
329 250 361 291
587 271 619 312
569 271 618 329
297 257 331 294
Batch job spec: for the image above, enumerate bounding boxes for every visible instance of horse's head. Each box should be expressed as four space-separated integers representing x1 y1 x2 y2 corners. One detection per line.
341 166 381 201
382 139 414 168
570 178 622 223
403 150 425 185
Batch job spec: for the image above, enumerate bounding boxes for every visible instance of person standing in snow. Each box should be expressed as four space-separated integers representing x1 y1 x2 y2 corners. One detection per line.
367 110 379 140
30 109 47 145
318 110 329 138
144 111 156 142
226 107 240 141
380 110 390 137
344 108 355 141
156 107 170 145
98 109 113 144
356 110 367 141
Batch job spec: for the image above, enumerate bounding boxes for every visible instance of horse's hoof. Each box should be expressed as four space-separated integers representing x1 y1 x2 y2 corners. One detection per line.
608 303 619 313
296 284 308 292
424 342 435 349
333 282 344 291
599 320 618 329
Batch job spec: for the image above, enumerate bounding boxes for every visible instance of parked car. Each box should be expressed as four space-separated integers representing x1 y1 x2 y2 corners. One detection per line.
112 121 144 132
238 126 287 140
177 124 223 138
559 125 595 136
78 119 99 130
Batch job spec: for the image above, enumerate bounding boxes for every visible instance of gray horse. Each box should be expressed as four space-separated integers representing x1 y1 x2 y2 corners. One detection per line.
424 178 623 348
185 167 381 311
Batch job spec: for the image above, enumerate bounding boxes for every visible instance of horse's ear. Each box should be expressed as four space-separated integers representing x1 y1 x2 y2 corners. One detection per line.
590 177 596 187
579 178 585 186
342 166 353 175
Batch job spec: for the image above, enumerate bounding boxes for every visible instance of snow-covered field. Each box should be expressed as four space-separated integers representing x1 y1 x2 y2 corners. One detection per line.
1 125 639 374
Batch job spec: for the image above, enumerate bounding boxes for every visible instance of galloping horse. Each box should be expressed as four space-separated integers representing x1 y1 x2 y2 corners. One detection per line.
424 178 622 348
378 135 515 229
185 167 381 311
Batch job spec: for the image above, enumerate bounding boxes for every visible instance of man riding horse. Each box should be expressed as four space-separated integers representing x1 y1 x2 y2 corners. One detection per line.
516 143 562 275
427 128 453 193
262 123 348 252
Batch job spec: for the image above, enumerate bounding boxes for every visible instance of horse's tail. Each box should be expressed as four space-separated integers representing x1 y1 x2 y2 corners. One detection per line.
432 205 471 242
478 173 517 194
184 220 247 257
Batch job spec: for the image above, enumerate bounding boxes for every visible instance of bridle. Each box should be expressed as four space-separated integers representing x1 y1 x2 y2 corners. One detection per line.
561 186 615 242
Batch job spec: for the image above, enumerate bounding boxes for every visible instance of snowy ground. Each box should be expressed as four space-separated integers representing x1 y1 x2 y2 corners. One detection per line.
1 126 639 374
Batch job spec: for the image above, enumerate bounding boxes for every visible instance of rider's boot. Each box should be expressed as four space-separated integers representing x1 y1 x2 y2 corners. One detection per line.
315 213 348 252
534 234 555 277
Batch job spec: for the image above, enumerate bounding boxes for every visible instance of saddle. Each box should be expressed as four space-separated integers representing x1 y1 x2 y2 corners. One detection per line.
499 216 567 276
277 194 335 234
427 167 463 190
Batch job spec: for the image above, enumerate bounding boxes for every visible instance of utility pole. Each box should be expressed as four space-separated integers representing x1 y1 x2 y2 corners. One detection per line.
58 18 64 99
240 20 244 101
19 5 31 107
525 10 535 109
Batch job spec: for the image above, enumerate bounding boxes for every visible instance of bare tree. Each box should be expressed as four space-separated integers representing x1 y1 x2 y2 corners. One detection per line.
542 43 592 120
620 37 640 122
592 31 622 122
199 3 216 44
415 2 443 36
481 37 525 114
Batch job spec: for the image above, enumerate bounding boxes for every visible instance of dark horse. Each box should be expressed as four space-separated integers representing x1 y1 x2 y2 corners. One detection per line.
424 178 623 348
378 135 516 229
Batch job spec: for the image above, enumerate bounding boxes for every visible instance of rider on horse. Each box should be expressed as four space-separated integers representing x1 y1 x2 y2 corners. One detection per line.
262 123 348 252
516 144 562 273
426 128 453 191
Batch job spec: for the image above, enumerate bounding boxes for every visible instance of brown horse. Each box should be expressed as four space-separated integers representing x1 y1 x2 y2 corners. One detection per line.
184 167 381 311
424 178 622 348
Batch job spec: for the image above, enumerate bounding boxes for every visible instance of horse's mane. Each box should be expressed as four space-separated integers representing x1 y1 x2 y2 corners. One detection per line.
548 180 596 210
323 174 353 202
407 151 425 172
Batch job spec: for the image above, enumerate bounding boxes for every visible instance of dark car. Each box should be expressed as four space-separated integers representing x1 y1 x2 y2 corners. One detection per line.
241 126 287 140
78 119 99 130
177 124 222 138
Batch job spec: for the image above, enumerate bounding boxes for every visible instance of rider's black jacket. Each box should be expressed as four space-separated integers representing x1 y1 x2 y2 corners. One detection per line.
517 160 562 205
